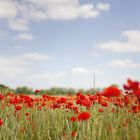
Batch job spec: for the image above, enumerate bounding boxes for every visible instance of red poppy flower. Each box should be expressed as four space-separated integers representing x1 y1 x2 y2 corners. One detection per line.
35 89 41 93
73 106 79 114
89 95 97 101
131 105 140 113
128 79 139 90
37 105 42 110
25 112 30 116
77 111 91 121
0 119 3 126
60 97 67 103
124 79 139 91
134 89 140 99
15 105 22 111
101 101 108 107
71 131 77 137
70 116 76 122
67 102 73 106
0 94 4 100
99 108 104 113
103 86 121 97
123 85 131 90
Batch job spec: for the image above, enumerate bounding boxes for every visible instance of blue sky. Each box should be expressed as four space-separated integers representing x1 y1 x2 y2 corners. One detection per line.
0 0 140 89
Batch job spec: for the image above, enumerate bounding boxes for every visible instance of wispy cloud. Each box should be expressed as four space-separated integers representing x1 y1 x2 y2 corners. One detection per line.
17 53 53 61
0 52 52 78
8 18 29 31
0 57 28 78
109 59 140 68
96 3 110 11
0 0 110 31
71 67 103 76
28 72 67 81
71 67 90 75
21 0 110 20
14 33 33 40
0 0 17 18
97 30 140 53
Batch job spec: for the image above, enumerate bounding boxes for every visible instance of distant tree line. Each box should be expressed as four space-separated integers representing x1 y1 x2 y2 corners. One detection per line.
0 83 118 95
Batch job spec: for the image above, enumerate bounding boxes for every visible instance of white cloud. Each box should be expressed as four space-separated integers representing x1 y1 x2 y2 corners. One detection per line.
71 67 103 75
0 52 52 78
25 71 69 89
0 0 110 31
121 30 140 45
56 72 67 77
28 72 67 81
109 59 140 68
17 52 52 61
19 0 101 20
0 57 28 78
14 33 33 40
0 0 17 18
27 68 103 84
8 18 29 31
71 67 90 75
29 73 52 81
96 3 110 11
94 69 103 75
27 67 103 86
98 30 140 52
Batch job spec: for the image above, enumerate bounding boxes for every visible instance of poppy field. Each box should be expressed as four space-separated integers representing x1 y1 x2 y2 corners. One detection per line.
0 79 140 140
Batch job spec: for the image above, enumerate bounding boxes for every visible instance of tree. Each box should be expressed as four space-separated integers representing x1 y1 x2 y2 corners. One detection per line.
15 87 33 95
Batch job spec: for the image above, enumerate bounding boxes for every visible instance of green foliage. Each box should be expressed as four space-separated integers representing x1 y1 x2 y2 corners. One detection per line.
0 84 15 95
0 84 7 89
15 87 33 95
0 83 103 95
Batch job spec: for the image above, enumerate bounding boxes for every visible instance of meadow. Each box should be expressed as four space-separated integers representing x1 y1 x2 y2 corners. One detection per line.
0 79 140 140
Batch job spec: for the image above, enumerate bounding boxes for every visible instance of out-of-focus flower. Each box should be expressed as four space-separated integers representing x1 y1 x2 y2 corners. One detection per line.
0 119 3 126
101 101 108 107
25 112 30 116
99 108 104 113
15 105 22 111
71 131 77 137
70 116 76 122
123 79 139 91
35 89 41 93
0 94 4 101
124 79 140 100
77 111 90 121
103 86 121 97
